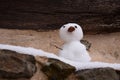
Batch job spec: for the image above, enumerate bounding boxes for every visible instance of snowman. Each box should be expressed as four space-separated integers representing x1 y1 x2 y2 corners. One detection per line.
58 23 91 62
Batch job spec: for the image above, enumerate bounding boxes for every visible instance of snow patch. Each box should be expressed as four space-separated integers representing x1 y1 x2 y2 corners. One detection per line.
0 44 120 71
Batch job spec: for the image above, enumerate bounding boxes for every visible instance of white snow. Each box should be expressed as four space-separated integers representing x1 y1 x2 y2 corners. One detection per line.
0 44 120 71
59 23 83 42
59 23 91 62
59 41 91 62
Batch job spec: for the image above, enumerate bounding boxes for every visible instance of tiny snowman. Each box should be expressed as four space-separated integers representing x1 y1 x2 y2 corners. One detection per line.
58 23 91 62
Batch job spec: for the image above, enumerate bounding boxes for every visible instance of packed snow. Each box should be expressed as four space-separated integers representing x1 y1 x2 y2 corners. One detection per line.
0 44 120 71
59 23 91 62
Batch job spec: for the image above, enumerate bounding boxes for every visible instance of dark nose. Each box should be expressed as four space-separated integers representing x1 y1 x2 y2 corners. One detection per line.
68 26 75 32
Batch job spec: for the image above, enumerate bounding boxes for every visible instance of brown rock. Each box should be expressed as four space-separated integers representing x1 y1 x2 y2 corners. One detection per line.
0 78 30 80
81 40 91 51
41 58 75 80
116 70 120 80
75 67 119 80
0 0 120 33
0 49 36 79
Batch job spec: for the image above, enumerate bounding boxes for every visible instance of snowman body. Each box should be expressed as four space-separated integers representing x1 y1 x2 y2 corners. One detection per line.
59 23 91 62
59 41 91 62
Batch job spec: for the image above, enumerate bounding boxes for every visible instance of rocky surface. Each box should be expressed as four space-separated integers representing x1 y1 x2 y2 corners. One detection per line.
41 58 76 80
0 0 120 33
76 68 119 80
81 40 91 51
0 28 119 80
0 49 36 79
36 57 120 80
0 47 120 80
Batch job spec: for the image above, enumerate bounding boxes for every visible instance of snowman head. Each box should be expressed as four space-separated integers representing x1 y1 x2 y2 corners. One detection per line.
59 23 83 42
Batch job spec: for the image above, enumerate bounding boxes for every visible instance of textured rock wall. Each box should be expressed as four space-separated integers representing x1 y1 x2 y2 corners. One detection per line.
0 49 36 80
0 49 120 80
0 42 120 80
0 0 120 33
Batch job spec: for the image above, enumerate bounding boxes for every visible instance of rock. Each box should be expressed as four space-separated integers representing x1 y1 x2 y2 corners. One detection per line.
81 40 91 51
0 49 36 79
116 70 120 80
36 56 120 80
0 0 120 33
75 67 119 80
41 58 75 80
0 78 30 80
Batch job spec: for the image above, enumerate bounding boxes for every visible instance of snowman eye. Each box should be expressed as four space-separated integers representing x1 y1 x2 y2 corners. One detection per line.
75 26 77 28
63 26 65 28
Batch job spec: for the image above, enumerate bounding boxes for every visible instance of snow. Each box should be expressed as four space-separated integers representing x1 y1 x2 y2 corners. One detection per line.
0 44 120 71
59 41 91 62
59 23 83 42
59 23 91 62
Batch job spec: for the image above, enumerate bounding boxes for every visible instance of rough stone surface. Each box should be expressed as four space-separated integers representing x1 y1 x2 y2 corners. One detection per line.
37 56 120 80
0 49 36 79
0 0 120 33
41 58 76 80
75 68 119 80
81 40 91 51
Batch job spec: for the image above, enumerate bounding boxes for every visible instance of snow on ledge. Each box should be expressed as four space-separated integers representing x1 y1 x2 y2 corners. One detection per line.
0 44 120 71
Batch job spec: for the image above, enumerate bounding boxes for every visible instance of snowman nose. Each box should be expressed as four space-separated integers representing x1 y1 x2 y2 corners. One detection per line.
68 26 75 32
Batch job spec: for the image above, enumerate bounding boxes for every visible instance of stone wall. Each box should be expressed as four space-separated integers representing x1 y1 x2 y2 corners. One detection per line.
0 0 120 33
0 49 120 80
